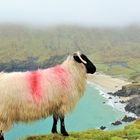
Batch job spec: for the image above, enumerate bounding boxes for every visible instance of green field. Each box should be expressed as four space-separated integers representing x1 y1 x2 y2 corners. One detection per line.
0 24 140 82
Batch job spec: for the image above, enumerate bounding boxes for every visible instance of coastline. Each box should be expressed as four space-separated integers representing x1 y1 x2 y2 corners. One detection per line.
87 72 130 93
87 73 137 118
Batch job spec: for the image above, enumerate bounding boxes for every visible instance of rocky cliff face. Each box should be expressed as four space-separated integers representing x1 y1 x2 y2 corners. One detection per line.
113 83 140 97
125 97 140 116
110 83 140 116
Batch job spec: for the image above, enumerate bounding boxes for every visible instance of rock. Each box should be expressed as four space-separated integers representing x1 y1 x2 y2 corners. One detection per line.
113 84 140 97
107 83 140 116
108 92 113 95
114 91 127 97
120 100 125 103
111 121 122 126
108 97 112 99
112 83 140 116
122 115 136 122
100 126 106 130
114 101 118 103
125 96 140 116
102 102 106 104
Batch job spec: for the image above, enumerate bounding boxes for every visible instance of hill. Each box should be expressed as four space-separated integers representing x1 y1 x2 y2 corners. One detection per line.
0 24 140 81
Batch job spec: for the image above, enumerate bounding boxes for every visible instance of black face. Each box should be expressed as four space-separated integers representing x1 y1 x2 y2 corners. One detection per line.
73 53 96 74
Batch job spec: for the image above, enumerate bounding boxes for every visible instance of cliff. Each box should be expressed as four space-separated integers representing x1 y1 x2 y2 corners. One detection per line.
111 83 140 116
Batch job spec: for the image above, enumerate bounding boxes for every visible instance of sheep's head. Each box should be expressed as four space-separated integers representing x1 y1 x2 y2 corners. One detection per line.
73 52 96 74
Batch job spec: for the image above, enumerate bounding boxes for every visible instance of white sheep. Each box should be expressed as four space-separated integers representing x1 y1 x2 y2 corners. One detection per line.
0 52 96 139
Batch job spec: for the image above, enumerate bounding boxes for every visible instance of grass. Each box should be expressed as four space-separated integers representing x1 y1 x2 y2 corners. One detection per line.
21 119 140 140
0 24 140 82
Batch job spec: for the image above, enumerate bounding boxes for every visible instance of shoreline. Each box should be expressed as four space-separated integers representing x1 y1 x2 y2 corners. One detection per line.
87 73 131 93
87 73 137 118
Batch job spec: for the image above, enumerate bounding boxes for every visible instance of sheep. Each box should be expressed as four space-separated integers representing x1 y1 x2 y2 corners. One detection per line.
0 52 96 139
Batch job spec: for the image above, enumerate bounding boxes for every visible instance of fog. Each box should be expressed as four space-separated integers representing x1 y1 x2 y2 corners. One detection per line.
0 0 140 27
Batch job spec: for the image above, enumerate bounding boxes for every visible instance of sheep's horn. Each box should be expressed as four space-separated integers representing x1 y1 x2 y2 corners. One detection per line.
77 51 87 64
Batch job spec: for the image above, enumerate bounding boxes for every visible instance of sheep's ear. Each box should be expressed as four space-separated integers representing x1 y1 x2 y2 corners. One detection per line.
73 55 82 63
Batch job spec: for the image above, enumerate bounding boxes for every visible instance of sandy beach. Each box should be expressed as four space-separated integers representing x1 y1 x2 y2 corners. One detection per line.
87 72 137 118
87 72 130 93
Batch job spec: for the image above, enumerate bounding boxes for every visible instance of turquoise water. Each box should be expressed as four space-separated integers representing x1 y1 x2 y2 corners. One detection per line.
5 84 126 140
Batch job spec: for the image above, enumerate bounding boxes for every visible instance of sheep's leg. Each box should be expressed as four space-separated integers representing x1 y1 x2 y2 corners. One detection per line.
51 114 58 133
0 130 4 140
60 116 69 136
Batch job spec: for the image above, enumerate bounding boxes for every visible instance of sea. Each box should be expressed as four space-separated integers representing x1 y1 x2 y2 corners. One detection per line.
5 83 130 140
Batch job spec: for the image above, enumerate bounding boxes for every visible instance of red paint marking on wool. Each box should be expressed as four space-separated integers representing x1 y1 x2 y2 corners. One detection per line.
52 65 69 88
27 70 42 103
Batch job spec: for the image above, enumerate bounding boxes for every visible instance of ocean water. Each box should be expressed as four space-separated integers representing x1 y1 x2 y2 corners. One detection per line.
5 84 126 140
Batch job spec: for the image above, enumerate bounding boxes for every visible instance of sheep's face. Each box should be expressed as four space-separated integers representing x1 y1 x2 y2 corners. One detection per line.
73 52 96 74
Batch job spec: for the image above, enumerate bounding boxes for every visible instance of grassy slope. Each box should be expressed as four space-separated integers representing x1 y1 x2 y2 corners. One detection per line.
0 25 140 81
21 119 140 140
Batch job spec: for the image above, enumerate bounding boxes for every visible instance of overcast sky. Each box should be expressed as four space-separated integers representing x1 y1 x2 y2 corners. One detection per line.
0 0 140 27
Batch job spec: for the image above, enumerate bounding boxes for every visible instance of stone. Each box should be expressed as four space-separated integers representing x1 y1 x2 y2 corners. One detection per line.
100 126 106 130
111 121 122 126
122 115 136 122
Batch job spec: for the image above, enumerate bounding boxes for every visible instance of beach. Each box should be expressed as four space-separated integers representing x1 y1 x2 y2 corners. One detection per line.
87 72 130 93
87 72 137 118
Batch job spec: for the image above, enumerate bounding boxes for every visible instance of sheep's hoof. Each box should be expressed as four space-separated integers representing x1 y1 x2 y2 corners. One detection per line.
52 131 58 134
61 131 69 136
51 128 58 134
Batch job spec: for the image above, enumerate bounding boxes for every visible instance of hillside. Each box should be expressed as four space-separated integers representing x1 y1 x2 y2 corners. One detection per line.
21 119 140 140
0 24 140 81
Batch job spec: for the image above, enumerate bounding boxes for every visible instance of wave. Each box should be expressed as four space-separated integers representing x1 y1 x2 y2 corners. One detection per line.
87 81 137 118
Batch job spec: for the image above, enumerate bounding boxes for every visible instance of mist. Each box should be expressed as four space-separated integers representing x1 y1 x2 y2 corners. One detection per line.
0 0 140 27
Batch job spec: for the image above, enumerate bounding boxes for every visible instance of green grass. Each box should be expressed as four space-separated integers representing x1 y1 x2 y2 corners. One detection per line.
21 119 140 140
95 63 140 82
0 24 140 82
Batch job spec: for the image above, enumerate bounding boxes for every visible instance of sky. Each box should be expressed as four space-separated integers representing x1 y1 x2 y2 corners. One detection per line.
0 0 140 27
